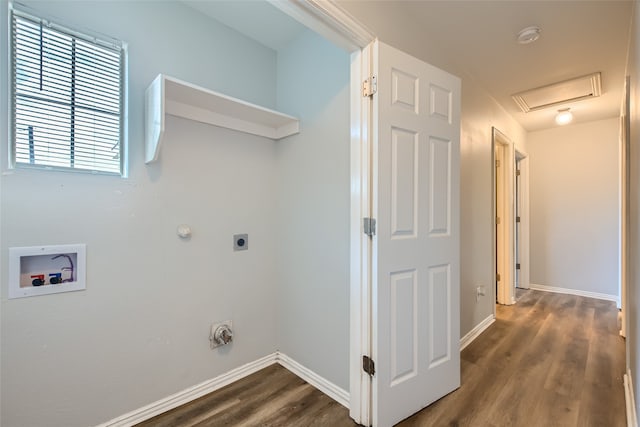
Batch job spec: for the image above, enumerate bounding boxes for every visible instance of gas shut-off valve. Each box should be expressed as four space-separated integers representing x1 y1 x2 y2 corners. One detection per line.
210 322 233 348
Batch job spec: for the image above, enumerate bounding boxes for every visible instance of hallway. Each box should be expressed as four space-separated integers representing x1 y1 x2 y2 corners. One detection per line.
400 289 626 426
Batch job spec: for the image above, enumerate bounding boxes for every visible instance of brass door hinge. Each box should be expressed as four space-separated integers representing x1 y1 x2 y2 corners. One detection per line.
363 76 377 97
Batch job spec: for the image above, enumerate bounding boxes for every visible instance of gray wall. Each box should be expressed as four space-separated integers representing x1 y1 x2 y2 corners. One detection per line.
275 30 351 391
528 118 620 297
458 80 527 334
626 0 640 416
0 2 282 426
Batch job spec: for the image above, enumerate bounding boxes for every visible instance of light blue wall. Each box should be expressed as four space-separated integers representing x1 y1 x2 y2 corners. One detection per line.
275 29 351 390
1 2 280 426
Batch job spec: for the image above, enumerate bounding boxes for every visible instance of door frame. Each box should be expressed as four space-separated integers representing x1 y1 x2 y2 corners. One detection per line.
348 41 374 426
621 75 631 340
268 1 375 424
515 149 530 290
492 127 516 306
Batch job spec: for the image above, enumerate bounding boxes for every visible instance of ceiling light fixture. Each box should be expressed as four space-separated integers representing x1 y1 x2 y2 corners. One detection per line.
517 26 541 44
555 108 573 125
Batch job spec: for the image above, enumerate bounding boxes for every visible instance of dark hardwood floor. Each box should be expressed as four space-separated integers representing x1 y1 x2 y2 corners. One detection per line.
136 364 354 427
399 289 626 426
138 290 626 427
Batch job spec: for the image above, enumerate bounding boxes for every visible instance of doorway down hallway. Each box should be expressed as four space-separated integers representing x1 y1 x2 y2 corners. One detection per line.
137 290 625 426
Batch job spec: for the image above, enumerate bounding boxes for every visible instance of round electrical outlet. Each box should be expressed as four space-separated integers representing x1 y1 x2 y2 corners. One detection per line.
233 234 248 251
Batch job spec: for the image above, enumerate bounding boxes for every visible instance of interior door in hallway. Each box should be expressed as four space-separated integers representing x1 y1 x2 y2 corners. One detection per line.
495 143 505 299
515 161 520 288
371 40 461 427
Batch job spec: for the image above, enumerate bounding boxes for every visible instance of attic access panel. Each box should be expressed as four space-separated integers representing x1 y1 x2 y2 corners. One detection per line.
512 72 602 113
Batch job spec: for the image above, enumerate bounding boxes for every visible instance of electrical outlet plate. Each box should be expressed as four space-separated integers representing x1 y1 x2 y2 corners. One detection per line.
210 320 233 348
233 234 248 251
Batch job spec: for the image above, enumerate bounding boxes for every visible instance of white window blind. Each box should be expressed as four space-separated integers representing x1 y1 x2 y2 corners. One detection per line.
11 9 125 175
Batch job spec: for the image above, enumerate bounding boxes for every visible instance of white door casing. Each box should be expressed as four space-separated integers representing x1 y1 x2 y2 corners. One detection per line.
492 128 515 306
515 150 530 290
350 41 373 426
495 143 506 299
371 40 461 427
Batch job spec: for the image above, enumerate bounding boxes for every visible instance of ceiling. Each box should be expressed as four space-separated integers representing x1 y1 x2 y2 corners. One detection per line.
181 0 305 51
183 0 633 132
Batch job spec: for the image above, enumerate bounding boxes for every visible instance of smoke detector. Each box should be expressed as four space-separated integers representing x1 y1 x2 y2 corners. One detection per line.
517 26 541 44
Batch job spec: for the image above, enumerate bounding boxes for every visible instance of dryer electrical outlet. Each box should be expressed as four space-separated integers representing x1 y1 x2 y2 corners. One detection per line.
233 234 248 251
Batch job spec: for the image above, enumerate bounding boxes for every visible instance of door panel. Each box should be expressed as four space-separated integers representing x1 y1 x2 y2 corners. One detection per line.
429 137 451 235
391 69 419 112
428 264 451 367
391 128 418 237
389 269 418 385
372 40 461 427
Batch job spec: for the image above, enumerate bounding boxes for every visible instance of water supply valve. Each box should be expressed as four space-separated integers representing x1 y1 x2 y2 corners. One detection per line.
49 273 62 284
210 322 233 348
31 274 45 286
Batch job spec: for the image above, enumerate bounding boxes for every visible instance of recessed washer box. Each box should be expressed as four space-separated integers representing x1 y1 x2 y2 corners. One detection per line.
9 244 86 299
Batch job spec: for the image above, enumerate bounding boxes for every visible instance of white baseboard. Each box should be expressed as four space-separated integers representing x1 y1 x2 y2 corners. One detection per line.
96 351 349 426
529 283 620 305
625 369 638 427
96 353 278 427
277 352 350 408
460 314 495 351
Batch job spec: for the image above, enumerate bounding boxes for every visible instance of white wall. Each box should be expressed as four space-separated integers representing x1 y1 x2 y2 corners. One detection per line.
275 30 351 391
625 0 640 416
336 1 527 337
0 2 282 426
528 118 620 297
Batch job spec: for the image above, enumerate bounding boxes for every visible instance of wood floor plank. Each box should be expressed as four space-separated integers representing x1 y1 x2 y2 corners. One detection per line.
577 308 626 427
480 299 568 426
138 290 625 427
528 391 581 427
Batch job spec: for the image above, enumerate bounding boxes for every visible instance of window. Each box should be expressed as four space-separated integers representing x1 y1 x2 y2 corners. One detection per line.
10 7 126 175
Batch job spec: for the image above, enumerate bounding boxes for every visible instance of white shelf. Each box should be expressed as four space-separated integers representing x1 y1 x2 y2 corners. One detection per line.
144 74 300 164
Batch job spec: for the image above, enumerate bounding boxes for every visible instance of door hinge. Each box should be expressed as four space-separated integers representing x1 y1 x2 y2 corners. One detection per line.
363 355 375 376
516 169 521 176
497 273 501 282
363 75 377 97
495 159 501 168
496 216 501 225
516 263 521 270
363 217 377 237
516 216 521 223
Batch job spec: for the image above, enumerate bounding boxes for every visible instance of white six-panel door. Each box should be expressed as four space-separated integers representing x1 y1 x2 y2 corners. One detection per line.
371 40 461 427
